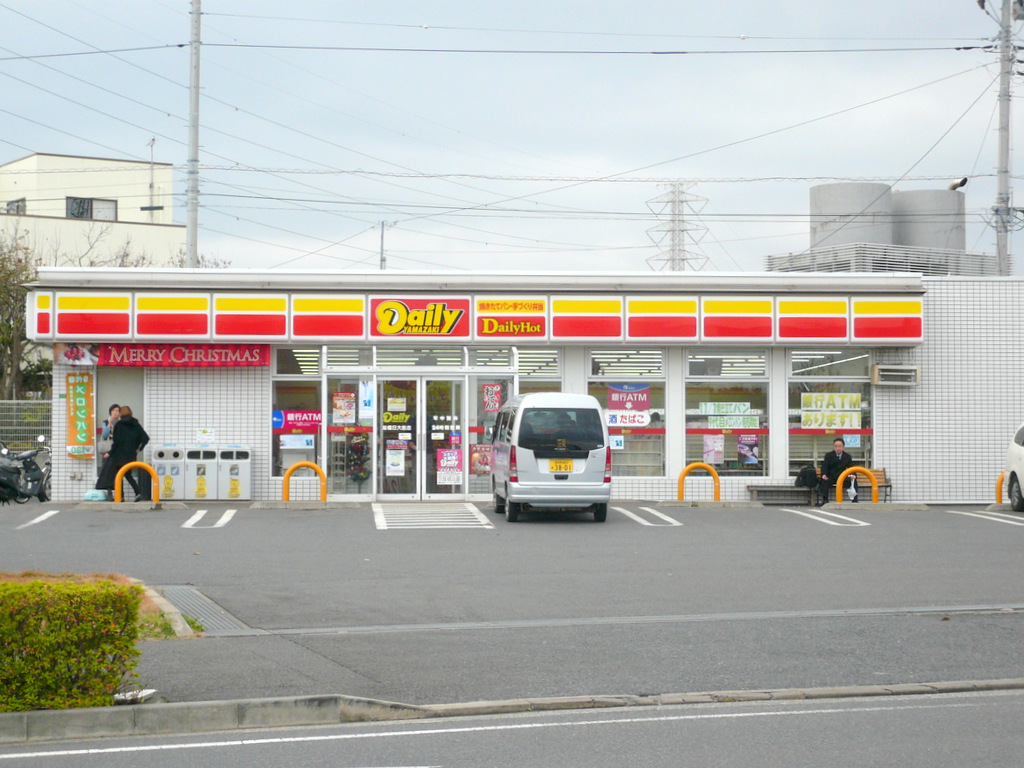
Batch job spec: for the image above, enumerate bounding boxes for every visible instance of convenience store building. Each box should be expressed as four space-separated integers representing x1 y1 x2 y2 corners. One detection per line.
29 268 1021 504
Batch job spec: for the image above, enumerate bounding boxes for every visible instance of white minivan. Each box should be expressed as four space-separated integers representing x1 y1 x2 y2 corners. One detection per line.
490 392 611 522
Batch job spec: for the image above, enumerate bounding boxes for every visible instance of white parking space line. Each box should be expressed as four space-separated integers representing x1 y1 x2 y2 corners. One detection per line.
641 506 684 525
613 506 683 526
15 509 60 529
182 509 237 529
613 506 656 525
780 507 871 526
946 510 1024 526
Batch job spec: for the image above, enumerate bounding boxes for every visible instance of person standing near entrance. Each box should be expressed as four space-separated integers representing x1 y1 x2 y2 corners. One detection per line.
96 405 149 501
818 437 855 506
97 403 119 470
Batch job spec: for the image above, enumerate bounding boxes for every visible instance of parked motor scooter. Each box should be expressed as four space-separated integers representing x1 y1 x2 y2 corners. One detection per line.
0 435 51 503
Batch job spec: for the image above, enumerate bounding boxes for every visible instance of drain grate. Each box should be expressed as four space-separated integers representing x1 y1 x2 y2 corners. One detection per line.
156 586 261 636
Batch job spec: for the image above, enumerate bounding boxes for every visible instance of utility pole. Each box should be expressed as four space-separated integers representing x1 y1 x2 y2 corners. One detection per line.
185 0 202 268
995 0 1013 275
379 221 386 270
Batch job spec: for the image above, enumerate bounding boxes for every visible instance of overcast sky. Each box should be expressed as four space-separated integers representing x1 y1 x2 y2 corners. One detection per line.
1 1 1021 273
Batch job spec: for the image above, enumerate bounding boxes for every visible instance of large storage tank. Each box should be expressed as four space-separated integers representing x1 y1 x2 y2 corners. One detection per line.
891 189 965 251
810 183 894 248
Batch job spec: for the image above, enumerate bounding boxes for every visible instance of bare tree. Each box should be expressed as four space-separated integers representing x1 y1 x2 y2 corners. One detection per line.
34 222 158 268
0 228 39 399
168 247 232 269
0 224 231 399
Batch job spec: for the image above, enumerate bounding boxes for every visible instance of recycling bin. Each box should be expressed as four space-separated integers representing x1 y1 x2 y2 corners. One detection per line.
152 443 185 500
217 444 251 501
185 444 219 501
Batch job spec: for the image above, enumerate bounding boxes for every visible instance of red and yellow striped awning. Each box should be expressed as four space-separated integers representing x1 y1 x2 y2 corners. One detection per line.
551 296 623 340
31 289 924 346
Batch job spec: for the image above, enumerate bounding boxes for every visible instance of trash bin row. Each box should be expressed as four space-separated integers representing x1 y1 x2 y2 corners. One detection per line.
151 443 251 501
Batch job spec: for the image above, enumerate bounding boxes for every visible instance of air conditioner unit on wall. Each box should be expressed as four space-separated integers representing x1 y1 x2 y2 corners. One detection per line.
871 364 920 386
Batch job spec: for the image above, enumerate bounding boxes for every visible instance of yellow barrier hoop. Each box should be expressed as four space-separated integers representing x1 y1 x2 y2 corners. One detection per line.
677 462 721 501
113 461 160 503
282 461 327 502
835 466 878 504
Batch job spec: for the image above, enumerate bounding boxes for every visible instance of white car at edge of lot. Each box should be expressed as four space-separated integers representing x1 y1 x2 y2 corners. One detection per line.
1006 421 1024 511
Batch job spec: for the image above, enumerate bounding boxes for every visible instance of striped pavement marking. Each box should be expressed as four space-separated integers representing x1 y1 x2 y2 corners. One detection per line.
182 509 238 528
372 502 493 530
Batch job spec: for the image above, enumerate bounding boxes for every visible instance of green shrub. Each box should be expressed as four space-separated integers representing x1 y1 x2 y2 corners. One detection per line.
0 580 142 712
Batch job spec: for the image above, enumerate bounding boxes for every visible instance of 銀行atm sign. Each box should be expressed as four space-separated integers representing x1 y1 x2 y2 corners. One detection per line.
370 298 471 339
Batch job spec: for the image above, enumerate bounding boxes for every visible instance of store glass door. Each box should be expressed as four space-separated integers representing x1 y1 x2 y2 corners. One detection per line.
378 377 465 499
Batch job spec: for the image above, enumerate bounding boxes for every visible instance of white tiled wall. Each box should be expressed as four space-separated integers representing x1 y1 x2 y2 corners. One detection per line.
873 278 1024 503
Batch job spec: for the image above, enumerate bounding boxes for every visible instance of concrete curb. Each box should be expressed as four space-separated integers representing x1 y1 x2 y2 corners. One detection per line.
659 500 764 508
3 679 1023 744
70 501 190 511
818 502 931 511
657 500 931 511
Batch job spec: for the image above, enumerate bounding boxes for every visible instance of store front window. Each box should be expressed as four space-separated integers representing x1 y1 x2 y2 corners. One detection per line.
272 347 322 477
686 349 768 477
272 380 321 477
788 349 872 475
589 348 665 477
517 348 561 395
468 376 511 494
326 377 374 494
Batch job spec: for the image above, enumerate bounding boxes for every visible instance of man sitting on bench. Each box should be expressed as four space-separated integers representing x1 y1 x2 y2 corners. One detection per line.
818 437 856 506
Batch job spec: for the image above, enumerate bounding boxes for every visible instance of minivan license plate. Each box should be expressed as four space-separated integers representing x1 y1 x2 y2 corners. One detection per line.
549 459 573 472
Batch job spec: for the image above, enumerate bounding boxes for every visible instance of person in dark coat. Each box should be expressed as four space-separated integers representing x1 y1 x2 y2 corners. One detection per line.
818 437 855 506
95 405 149 501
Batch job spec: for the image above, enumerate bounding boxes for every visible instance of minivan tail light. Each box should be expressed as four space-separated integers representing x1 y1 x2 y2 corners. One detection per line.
604 445 612 483
509 445 518 483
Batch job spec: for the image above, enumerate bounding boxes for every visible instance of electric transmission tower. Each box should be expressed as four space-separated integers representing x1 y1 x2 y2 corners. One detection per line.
645 183 710 271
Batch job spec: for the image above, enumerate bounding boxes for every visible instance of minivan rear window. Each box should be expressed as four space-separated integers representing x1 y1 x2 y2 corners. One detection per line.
518 407 604 452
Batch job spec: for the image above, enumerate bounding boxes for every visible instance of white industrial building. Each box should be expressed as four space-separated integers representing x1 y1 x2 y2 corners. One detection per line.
766 183 1002 277
0 153 185 267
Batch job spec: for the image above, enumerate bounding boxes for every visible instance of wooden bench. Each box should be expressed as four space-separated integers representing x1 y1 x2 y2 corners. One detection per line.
748 467 892 504
863 468 892 502
746 484 813 504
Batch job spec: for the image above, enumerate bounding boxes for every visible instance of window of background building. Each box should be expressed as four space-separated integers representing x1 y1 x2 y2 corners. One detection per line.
6 198 26 215
272 347 322 477
686 349 768 477
66 197 116 221
588 348 665 476
788 349 872 475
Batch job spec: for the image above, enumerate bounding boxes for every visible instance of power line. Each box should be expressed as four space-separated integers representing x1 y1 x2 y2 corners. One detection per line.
205 42 978 56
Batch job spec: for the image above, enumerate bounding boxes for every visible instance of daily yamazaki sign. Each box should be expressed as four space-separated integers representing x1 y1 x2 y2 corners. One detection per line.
370 298 471 338
98 344 271 367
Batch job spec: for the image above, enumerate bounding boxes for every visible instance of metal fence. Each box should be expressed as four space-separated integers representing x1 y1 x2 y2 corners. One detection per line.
0 400 52 452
